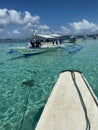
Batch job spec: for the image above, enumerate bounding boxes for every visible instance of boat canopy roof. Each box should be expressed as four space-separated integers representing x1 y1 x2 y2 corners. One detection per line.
35 34 61 39
49 34 61 38
36 34 54 39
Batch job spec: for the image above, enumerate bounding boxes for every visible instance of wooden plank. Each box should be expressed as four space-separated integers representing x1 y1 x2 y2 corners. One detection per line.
35 70 98 130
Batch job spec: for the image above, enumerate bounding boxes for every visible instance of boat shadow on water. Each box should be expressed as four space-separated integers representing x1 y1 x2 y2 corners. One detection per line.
0 43 83 65
0 49 55 65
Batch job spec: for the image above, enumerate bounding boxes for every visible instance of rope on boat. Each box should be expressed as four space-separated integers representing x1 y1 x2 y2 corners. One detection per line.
80 73 98 107
71 71 91 130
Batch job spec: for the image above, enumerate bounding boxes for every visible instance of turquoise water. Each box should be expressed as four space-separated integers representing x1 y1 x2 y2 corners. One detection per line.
0 39 98 130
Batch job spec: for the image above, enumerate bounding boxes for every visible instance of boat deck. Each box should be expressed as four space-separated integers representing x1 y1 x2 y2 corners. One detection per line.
35 70 98 130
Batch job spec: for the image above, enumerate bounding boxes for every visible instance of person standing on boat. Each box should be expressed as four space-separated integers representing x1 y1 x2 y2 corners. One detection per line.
35 40 41 48
56 40 58 45
29 40 35 48
52 40 54 45
73 37 76 44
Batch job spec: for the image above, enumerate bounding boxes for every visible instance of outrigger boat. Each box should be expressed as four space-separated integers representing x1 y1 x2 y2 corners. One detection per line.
9 34 65 56
8 34 84 56
13 44 60 57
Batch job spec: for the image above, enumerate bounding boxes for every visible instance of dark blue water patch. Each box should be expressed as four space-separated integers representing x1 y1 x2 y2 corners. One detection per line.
22 79 35 87
0 62 4 65
20 106 44 130
93 89 98 99
0 55 24 65
31 106 44 130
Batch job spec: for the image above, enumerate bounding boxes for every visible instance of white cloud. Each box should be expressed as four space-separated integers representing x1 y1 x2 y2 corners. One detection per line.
59 19 98 35
24 23 33 28
0 9 51 38
0 9 40 28
0 8 98 39
60 26 70 34
0 9 41 38
8 10 22 25
23 24 50 36
38 25 50 30
0 9 9 28
70 19 98 34
12 30 20 34
23 11 40 25
36 25 50 34
0 8 7 17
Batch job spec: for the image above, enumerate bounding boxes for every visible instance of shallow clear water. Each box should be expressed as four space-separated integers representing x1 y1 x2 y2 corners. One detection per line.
0 39 98 130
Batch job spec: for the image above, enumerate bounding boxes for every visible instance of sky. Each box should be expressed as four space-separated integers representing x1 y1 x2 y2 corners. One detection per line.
0 0 98 39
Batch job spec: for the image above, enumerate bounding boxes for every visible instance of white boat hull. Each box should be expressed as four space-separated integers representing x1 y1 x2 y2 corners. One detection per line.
13 45 57 56
12 44 66 56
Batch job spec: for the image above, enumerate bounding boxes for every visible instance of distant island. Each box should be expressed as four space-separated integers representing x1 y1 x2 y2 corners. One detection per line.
0 34 98 43
0 38 28 43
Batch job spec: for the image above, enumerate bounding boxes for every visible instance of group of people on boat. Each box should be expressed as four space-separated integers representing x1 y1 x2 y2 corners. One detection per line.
69 36 76 43
52 39 62 45
29 40 41 48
